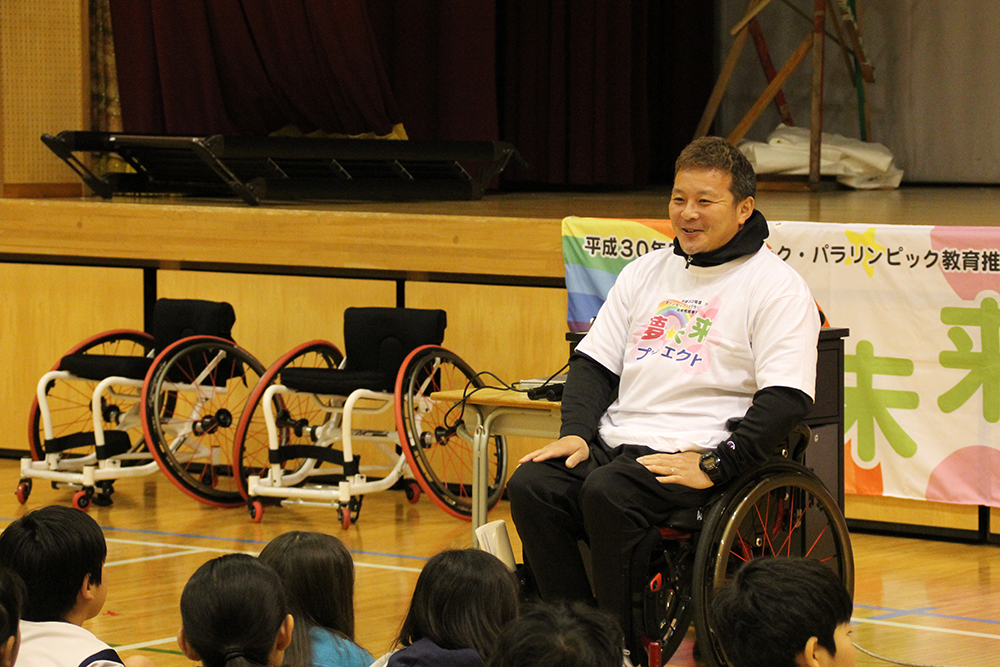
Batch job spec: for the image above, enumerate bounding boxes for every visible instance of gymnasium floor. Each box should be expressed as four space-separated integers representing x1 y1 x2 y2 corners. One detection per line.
1 456 998 667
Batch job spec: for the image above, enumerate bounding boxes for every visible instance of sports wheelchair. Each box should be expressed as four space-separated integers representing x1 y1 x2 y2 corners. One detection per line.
19 299 265 510
232 307 507 527
630 425 853 667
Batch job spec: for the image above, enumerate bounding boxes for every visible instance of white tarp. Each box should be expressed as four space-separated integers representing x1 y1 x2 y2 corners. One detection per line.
740 124 904 190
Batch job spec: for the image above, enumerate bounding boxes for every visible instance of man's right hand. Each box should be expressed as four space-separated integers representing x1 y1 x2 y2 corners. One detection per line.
518 435 590 468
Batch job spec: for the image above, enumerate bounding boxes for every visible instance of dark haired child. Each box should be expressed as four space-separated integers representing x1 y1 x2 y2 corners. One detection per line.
486 602 624 667
0 566 25 667
178 554 294 667
372 549 520 667
709 557 856 667
259 531 372 667
0 505 155 667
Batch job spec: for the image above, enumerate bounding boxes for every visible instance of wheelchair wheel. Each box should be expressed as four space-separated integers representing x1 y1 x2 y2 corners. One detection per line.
394 345 507 519
231 341 344 499
28 330 155 461
141 337 265 507
691 462 854 667
634 528 697 667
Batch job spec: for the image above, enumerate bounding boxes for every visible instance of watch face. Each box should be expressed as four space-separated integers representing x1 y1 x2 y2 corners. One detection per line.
701 453 719 470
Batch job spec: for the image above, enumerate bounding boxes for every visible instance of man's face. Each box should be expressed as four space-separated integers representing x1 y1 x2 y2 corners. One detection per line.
669 168 754 256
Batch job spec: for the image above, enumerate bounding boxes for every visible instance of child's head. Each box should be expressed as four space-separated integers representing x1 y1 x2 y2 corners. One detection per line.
709 557 855 667
0 566 25 667
0 505 107 622
485 602 623 667
178 554 293 667
259 531 356 638
258 531 357 666
397 549 519 659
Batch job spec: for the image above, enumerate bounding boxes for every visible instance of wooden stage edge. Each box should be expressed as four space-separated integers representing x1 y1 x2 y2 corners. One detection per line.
3 183 1000 283
0 197 565 285
4 186 1000 264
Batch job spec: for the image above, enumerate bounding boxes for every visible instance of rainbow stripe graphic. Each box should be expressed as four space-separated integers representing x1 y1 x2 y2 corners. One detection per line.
562 217 675 331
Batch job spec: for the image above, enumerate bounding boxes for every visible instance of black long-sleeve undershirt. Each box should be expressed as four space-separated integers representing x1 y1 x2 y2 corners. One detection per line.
558 351 813 485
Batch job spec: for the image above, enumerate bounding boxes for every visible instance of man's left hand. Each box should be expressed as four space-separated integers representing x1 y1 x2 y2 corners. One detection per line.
636 451 713 489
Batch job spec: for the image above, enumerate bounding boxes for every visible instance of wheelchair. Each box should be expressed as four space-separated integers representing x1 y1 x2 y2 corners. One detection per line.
19 299 265 510
232 307 507 527
630 425 853 667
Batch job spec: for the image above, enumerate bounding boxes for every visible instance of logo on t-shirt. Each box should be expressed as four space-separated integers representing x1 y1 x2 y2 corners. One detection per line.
631 297 720 373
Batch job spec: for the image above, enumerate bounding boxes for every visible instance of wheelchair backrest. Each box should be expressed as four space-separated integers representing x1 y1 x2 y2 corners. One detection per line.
151 299 237 352
341 307 447 376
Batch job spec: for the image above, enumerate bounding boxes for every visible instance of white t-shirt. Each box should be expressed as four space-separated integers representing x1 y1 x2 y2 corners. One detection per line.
17 620 123 667
577 245 819 453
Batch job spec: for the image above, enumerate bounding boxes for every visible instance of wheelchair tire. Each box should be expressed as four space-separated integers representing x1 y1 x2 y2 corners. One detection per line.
28 329 155 462
634 528 698 667
141 337 265 507
231 340 344 499
691 461 854 667
394 345 507 519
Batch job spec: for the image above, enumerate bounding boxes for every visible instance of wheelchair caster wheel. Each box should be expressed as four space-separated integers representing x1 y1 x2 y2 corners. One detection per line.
248 500 264 524
14 479 31 505
338 507 351 530
72 490 93 511
404 481 421 504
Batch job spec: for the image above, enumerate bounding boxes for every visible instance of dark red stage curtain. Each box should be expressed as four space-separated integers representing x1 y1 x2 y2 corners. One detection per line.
499 0 649 186
109 0 402 136
367 1 499 142
498 1 714 186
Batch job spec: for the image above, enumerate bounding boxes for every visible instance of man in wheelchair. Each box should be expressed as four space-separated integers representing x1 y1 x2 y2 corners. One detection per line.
507 137 822 664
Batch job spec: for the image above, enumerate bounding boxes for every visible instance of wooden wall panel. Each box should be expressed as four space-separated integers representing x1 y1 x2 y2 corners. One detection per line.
846 493 981 531
0 0 86 189
1 263 143 451
406 282 569 467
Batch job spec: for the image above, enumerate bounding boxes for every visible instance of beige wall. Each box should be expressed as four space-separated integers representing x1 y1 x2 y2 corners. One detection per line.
0 0 86 195
1 263 144 451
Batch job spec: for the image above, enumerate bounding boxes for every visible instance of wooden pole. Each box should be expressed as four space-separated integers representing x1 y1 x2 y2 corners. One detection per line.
809 0 827 185
727 32 813 145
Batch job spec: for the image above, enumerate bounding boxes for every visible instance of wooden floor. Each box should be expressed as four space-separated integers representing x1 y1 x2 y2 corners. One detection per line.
1 456 998 667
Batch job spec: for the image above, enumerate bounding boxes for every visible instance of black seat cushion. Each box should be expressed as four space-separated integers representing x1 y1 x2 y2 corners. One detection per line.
278 368 393 395
278 307 447 395
58 355 154 381
342 307 446 376
152 299 236 351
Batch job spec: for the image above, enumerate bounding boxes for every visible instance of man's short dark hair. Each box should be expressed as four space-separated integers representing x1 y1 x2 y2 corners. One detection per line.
675 136 756 202
709 557 853 667
486 602 624 667
0 505 107 621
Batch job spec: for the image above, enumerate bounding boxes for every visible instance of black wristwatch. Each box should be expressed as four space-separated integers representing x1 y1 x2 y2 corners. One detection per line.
699 451 724 485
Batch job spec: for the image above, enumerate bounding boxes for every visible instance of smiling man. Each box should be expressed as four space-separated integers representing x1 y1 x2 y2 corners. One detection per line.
507 136 822 665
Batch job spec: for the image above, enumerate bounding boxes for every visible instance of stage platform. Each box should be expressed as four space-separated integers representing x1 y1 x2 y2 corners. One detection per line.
3 184 999 286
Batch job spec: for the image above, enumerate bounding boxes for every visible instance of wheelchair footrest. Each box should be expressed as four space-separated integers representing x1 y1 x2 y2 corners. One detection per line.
45 430 132 458
270 445 360 476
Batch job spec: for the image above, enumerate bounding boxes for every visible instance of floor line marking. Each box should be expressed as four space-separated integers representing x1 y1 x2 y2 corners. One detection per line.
104 537 422 572
853 617 1000 640
855 603 1000 627
2 516 432 562
355 561 422 573
106 551 212 567
114 636 177 652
